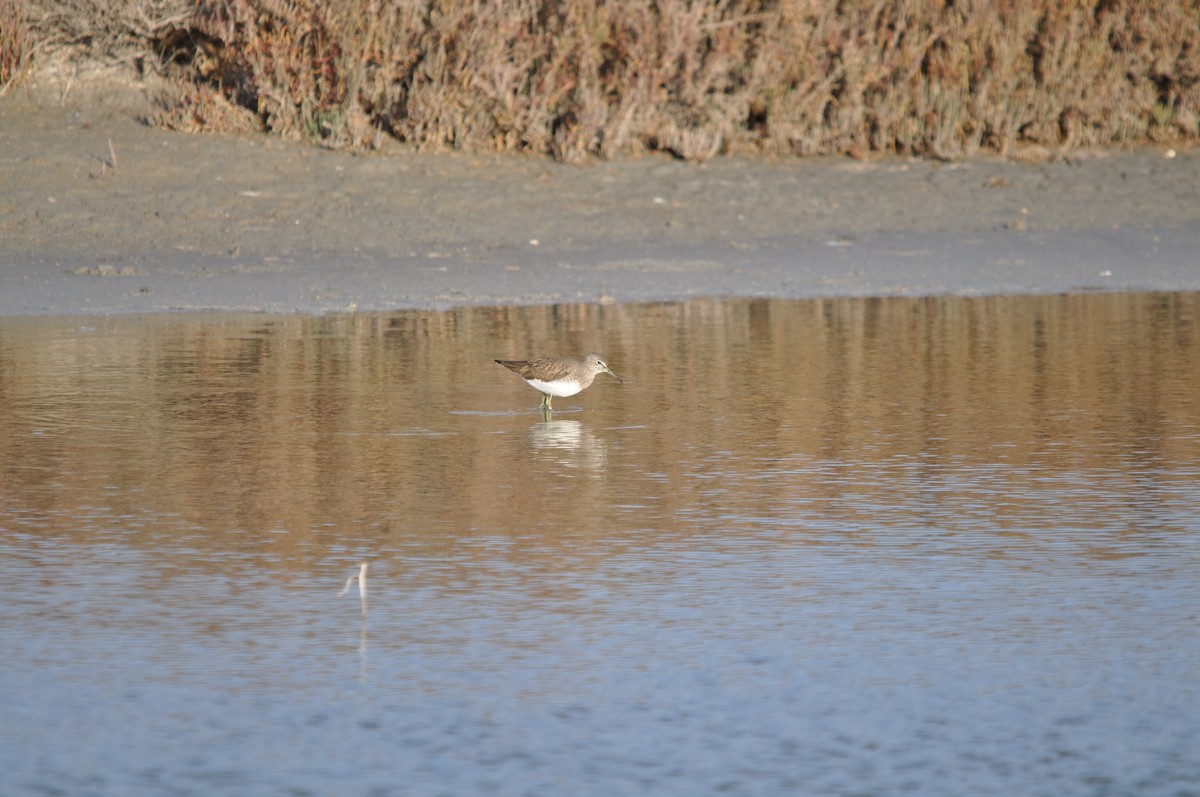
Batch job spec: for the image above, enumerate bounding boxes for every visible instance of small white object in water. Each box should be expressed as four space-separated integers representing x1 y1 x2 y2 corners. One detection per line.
338 561 369 616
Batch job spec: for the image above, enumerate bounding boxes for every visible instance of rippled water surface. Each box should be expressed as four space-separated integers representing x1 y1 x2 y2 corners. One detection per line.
2 294 1199 796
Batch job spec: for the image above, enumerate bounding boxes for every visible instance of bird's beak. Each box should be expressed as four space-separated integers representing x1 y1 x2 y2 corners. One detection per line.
606 366 623 384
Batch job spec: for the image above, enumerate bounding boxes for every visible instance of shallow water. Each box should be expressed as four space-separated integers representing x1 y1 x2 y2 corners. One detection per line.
2 294 1199 797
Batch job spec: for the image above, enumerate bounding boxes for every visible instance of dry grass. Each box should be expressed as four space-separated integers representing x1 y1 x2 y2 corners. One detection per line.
14 0 189 68
1 0 30 93
11 0 1200 160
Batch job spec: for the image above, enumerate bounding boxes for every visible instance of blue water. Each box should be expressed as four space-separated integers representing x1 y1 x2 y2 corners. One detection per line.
1 295 1198 796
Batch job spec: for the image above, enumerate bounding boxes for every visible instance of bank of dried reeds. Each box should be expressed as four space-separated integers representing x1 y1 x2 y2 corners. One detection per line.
13 0 1200 160
1 0 29 93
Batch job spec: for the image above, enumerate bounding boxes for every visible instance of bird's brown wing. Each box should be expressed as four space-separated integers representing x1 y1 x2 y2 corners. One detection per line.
495 358 573 381
495 359 527 377
524 357 575 381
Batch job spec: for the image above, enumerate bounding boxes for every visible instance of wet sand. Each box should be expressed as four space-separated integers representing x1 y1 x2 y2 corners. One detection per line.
2 74 1199 315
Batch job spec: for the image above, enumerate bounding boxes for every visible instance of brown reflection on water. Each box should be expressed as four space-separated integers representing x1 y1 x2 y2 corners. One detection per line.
1 293 1198 575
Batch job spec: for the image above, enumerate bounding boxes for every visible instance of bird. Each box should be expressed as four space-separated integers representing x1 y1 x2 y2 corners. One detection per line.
495 353 622 411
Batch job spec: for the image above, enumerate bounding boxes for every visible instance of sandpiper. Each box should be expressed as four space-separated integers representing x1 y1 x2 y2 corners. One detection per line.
495 353 622 411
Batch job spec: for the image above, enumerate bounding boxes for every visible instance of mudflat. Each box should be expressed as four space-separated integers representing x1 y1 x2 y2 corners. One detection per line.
2 76 1198 316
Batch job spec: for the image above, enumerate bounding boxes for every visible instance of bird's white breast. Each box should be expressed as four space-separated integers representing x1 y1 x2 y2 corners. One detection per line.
526 378 584 397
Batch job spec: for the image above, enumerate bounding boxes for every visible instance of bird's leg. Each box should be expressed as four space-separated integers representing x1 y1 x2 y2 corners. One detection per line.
540 393 553 411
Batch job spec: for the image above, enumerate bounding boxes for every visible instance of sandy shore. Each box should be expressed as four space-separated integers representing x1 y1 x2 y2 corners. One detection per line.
2 74 1199 316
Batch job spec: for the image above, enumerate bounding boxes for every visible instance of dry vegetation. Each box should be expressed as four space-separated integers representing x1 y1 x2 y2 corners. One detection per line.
6 0 1200 159
1 0 30 93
